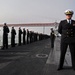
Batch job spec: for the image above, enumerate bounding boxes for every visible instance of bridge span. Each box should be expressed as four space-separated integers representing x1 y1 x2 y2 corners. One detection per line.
0 22 59 27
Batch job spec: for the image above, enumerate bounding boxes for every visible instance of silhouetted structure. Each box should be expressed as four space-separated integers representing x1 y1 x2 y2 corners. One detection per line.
23 28 26 45
27 29 29 44
29 31 33 43
18 27 22 46
2 23 9 49
11 27 16 47
50 28 55 48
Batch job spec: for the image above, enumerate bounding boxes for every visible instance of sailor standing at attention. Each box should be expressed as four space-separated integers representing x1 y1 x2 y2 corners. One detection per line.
58 9 75 71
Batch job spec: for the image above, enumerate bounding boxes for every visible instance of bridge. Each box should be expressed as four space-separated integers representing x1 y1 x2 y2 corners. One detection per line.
0 22 59 27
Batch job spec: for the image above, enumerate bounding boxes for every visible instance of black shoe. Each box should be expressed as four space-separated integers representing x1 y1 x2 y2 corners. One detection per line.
18 44 21 46
1 47 4 50
6 47 8 49
57 68 63 71
73 68 75 71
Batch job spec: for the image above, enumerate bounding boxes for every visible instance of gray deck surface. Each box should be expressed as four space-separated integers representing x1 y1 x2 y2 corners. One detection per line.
0 38 75 75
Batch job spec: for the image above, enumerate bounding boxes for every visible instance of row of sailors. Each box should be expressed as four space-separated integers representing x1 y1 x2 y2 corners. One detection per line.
2 23 50 49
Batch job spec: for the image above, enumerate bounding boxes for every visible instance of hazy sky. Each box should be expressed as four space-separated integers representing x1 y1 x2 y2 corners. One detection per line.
0 0 75 24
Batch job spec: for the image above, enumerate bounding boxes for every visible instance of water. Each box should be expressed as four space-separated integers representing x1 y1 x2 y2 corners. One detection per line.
0 26 56 46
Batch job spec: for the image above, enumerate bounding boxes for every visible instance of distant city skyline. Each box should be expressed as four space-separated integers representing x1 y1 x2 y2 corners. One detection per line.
0 0 75 24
